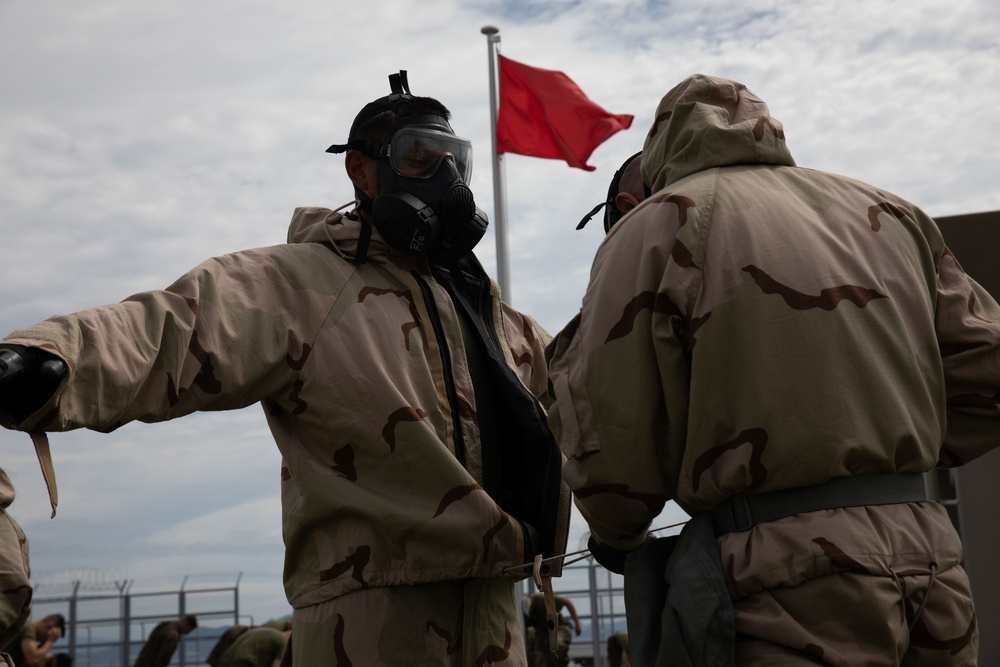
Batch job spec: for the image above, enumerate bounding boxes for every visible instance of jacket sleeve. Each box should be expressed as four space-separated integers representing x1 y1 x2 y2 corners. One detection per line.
935 245 1000 466
0 469 31 657
2 247 309 433
501 304 552 403
546 199 691 550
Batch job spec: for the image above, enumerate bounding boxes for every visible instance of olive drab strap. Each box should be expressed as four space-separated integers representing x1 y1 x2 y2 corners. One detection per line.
29 432 57 517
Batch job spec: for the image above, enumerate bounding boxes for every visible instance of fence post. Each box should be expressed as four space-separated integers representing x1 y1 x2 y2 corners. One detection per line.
588 558 603 667
179 576 188 667
68 580 79 657
234 572 243 626
121 581 132 667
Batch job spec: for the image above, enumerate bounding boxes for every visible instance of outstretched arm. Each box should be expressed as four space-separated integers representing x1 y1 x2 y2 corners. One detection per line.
562 598 582 636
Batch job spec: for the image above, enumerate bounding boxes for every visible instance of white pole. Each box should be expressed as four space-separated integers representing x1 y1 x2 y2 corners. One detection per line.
481 25 511 303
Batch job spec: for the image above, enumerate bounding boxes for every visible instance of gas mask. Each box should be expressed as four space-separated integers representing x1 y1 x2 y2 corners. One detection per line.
371 122 488 261
326 71 488 262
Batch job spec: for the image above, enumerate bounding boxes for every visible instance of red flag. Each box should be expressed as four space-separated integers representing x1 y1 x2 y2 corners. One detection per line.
496 55 633 171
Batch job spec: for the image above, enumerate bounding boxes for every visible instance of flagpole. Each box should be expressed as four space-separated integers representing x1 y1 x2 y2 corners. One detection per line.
481 25 512 303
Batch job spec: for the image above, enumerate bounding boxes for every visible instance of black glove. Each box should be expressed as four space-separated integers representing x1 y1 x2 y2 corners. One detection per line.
0 344 67 424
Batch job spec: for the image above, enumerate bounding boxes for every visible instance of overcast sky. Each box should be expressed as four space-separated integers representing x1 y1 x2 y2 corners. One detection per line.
1 0 998 629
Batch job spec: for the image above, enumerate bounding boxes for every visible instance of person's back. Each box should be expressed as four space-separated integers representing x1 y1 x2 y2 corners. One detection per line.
216 627 287 667
133 621 178 667
133 616 195 667
549 73 985 665
205 625 249 667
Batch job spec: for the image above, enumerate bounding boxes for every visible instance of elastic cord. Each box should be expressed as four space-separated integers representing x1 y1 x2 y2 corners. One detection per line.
909 562 938 631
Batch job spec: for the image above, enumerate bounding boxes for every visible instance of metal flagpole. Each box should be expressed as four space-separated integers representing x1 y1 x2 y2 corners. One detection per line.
481 25 512 303
483 37 529 633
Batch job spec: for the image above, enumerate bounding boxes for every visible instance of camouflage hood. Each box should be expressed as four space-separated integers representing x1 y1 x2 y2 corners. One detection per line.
286 204 385 262
641 73 796 193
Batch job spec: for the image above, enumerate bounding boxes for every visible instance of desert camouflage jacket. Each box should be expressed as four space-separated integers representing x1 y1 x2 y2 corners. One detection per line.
0 468 31 659
547 73 1000 597
3 207 570 608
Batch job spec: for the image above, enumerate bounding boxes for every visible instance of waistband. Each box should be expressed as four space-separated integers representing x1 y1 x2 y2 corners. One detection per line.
707 473 927 536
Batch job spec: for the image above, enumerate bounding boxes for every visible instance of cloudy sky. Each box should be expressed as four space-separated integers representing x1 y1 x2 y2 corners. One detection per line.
1 0 998 628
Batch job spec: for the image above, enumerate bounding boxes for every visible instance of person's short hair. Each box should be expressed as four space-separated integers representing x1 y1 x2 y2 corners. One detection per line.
181 614 198 630
42 614 66 633
605 151 646 232
576 151 644 232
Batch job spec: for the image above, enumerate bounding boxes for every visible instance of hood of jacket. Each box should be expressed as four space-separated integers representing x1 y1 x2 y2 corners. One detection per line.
286 204 389 263
641 73 796 192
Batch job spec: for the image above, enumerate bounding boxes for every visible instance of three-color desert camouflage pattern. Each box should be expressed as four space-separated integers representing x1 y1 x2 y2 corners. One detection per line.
283 576 524 666
546 73 987 665
2 207 570 666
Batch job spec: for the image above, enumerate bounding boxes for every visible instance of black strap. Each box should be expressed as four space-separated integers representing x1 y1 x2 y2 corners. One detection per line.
708 473 927 535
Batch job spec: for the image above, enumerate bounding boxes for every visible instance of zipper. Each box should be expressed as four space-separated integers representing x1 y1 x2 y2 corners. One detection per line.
411 270 466 466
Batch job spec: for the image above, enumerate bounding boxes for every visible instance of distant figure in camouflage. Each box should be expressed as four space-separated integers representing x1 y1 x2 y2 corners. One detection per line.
5 614 65 667
524 592 581 667
606 632 630 667
205 625 249 667
215 626 289 667
0 70 570 667
258 619 291 633
547 73 986 666
133 615 196 667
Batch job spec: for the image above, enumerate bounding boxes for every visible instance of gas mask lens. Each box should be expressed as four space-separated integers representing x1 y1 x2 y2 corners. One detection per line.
386 127 473 182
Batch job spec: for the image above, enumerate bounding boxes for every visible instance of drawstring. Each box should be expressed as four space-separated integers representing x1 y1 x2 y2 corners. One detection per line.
29 431 58 518
909 562 938 632
503 520 689 578
890 561 939 633
507 521 688 658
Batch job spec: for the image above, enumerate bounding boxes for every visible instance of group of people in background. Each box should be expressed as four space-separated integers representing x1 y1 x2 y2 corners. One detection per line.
523 590 630 667
3 615 70 667
3 613 289 667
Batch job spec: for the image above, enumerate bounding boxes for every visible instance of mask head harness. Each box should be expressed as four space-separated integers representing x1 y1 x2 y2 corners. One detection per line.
576 150 646 234
327 71 488 262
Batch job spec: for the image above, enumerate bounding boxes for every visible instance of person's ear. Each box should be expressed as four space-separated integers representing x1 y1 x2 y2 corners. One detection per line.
345 150 373 193
615 192 640 215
